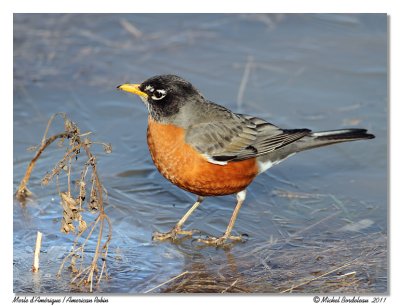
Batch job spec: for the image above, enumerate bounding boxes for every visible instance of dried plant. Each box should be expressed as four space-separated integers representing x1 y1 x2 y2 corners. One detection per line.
16 112 112 292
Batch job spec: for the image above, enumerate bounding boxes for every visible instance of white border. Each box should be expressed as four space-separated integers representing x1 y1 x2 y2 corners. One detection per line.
4 0 396 13
2 1 398 306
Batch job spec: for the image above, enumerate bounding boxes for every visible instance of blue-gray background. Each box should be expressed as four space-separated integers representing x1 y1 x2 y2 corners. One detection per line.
13 14 387 293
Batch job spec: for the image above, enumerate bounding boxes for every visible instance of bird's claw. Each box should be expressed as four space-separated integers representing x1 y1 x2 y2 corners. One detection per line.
152 226 199 241
196 233 248 247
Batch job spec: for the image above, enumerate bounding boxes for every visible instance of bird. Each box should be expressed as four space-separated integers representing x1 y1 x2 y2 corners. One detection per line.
117 74 375 246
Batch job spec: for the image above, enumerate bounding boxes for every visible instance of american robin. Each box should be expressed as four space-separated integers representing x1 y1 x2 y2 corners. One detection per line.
118 74 374 246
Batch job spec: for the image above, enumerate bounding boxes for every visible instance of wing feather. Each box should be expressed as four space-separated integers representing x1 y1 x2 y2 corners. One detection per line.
185 113 310 164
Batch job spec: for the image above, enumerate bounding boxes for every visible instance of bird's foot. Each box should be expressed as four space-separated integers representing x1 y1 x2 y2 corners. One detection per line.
152 226 199 242
196 233 248 247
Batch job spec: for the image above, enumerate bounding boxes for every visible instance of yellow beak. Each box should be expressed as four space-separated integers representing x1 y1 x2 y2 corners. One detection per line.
117 83 148 98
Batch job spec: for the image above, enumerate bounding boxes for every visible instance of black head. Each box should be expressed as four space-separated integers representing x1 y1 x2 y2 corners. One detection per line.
118 75 204 121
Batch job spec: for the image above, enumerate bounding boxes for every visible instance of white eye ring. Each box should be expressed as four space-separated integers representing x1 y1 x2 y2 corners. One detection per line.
152 89 167 100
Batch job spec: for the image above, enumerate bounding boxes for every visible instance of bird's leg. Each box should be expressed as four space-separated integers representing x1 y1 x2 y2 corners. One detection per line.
198 190 247 246
152 196 204 241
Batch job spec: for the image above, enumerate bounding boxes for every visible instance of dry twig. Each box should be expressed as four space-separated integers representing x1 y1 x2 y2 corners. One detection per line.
32 231 43 272
144 271 190 293
16 113 113 292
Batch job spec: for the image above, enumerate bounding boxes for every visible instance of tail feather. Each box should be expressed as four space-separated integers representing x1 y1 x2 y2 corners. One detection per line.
312 128 375 141
256 128 374 173
297 128 375 152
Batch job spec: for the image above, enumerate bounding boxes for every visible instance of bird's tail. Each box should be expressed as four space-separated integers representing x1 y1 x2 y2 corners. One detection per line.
256 128 374 174
296 128 375 152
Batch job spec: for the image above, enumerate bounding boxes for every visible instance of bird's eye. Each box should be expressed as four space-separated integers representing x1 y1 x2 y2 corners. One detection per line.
152 89 167 101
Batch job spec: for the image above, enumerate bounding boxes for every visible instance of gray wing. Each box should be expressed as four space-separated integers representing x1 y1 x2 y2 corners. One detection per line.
185 114 311 164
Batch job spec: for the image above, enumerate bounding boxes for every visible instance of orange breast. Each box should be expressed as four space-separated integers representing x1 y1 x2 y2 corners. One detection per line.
147 118 258 196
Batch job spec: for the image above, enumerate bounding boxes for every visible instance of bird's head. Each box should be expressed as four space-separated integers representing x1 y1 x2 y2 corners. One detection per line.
118 74 203 122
